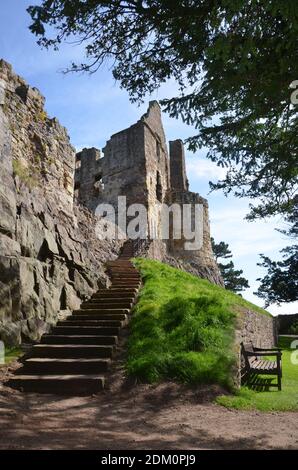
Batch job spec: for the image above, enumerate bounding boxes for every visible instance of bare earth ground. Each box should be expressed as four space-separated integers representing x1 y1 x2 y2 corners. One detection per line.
1 365 297 450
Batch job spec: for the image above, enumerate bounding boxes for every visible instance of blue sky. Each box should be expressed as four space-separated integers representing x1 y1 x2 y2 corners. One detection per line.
1 0 297 315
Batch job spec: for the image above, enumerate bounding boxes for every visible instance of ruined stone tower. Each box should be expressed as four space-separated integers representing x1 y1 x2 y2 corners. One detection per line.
74 101 222 285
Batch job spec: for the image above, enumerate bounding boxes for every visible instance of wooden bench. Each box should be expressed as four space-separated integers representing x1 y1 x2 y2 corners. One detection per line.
241 342 282 391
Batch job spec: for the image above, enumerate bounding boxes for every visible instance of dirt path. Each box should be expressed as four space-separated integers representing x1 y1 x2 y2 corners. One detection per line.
0 360 297 450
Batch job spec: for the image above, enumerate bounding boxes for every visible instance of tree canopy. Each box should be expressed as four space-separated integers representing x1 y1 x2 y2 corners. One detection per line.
27 0 298 219
211 238 249 293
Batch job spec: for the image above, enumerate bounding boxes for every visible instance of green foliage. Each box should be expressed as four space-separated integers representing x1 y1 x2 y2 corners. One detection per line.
127 258 269 388
212 238 249 293
12 159 38 189
256 249 298 306
256 205 298 306
0 346 23 366
37 110 47 122
27 0 298 219
211 238 232 262
217 337 298 411
289 321 298 335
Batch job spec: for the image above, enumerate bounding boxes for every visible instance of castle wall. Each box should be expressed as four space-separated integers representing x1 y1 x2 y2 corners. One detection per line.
101 121 147 208
75 147 103 211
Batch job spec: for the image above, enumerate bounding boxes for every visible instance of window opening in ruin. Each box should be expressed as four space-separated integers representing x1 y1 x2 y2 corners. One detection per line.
59 287 67 310
75 159 81 169
156 140 161 161
94 173 104 193
156 171 162 202
74 181 80 199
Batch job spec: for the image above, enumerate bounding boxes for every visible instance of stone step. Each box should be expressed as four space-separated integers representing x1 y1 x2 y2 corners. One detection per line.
109 270 138 274
22 357 111 374
8 375 105 394
41 335 118 345
106 266 134 270
30 344 114 358
111 273 140 278
83 296 134 302
81 301 132 309
72 311 127 319
110 275 138 279
93 290 137 297
111 283 140 288
57 319 123 327
83 303 133 311
108 284 136 293
90 296 135 302
109 269 140 278
52 325 120 335
73 308 129 321
71 312 127 321
107 260 134 265
75 307 130 314
109 268 139 272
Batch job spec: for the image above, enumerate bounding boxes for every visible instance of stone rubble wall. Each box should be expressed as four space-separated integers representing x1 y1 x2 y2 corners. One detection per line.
235 308 277 348
0 60 122 346
233 308 277 387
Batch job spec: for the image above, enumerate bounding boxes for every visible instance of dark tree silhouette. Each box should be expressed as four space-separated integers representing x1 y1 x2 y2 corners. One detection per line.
211 238 249 293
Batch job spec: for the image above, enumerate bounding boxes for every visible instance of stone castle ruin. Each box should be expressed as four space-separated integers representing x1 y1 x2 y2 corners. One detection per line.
0 60 275 350
74 101 222 285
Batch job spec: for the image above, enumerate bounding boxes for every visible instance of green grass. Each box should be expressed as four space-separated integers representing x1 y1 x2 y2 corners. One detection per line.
217 337 298 411
0 346 23 366
127 258 270 389
12 159 38 189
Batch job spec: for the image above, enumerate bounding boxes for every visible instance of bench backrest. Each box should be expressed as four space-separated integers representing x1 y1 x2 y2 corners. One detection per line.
241 342 257 370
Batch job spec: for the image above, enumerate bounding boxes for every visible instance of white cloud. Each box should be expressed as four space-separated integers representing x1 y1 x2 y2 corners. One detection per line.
186 157 227 181
210 204 288 257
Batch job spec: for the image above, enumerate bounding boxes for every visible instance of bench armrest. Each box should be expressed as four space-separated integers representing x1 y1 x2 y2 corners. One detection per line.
246 351 281 357
254 347 282 352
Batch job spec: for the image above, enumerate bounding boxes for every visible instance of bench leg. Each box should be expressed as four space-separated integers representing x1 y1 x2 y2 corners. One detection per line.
277 357 282 391
278 374 281 391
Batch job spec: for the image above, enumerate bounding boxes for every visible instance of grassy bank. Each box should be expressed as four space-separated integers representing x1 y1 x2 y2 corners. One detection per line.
127 259 269 389
217 337 298 411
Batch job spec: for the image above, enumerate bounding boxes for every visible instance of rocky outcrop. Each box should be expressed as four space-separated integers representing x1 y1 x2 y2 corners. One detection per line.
0 60 121 346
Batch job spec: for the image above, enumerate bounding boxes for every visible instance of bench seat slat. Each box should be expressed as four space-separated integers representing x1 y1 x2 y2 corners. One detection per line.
251 359 276 371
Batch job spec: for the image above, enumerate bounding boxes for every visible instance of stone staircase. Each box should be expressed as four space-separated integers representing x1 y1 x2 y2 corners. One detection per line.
8 241 140 394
